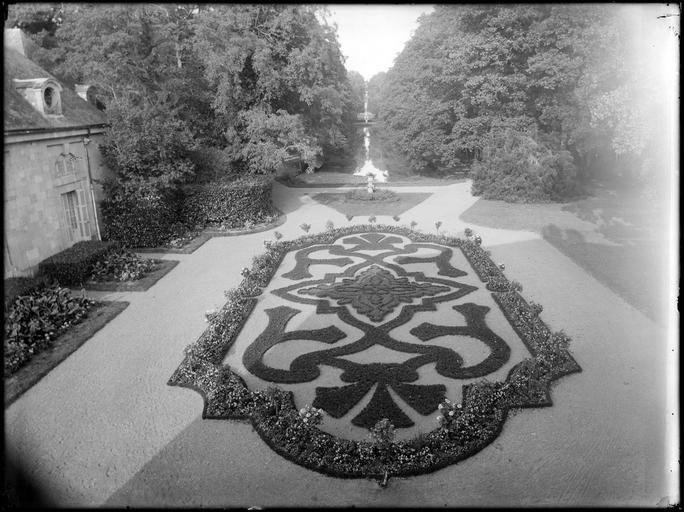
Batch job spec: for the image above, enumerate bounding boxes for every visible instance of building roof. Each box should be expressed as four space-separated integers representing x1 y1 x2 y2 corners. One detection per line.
4 47 108 133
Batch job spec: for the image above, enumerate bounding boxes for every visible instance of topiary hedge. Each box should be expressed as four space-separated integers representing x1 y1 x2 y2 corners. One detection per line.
169 224 582 480
101 187 185 248
38 240 120 286
182 175 276 229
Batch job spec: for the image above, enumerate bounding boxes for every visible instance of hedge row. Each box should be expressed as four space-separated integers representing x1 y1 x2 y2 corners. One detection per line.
101 176 275 248
101 188 186 249
37 240 121 286
181 175 276 229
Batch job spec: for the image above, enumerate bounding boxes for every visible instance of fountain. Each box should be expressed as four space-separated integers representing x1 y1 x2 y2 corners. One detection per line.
353 88 388 183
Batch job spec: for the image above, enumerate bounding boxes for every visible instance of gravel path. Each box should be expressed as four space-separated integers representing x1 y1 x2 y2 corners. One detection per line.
5 180 677 507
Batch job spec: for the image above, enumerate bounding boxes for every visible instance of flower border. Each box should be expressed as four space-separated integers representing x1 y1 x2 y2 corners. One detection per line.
168 224 581 479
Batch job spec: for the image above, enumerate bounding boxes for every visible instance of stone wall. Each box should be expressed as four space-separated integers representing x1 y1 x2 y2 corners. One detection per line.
3 130 112 277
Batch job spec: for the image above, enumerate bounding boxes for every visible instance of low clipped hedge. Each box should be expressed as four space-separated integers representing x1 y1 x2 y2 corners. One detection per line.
169 224 582 480
38 240 120 286
182 175 276 229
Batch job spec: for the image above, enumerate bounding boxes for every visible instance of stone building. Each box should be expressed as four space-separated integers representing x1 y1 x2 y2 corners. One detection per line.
4 29 112 277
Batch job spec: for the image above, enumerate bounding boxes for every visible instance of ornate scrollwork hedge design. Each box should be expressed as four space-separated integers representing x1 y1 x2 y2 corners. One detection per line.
169 225 581 480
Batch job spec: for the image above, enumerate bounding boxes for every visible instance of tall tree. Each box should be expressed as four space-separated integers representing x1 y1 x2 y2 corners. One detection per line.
374 4 661 199
192 4 357 173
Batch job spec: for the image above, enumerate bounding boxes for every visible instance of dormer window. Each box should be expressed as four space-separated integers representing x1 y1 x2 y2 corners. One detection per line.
75 84 105 111
44 87 54 106
13 78 63 117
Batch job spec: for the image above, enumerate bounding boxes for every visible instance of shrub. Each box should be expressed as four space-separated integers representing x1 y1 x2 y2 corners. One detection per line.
101 185 185 248
4 284 95 375
89 252 160 282
471 129 579 202
4 275 51 311
38 240 120 286
182 175 275 229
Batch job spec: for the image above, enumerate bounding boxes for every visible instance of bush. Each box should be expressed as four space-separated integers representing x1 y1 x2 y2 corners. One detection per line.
4 275 52 311
182 175 276 229
101 186 185 248
89 251 160 282
4 284 95 375
471 129 579 202
38 240 120 286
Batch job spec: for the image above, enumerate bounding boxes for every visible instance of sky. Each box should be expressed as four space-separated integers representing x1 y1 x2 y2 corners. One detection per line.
324 5 434 80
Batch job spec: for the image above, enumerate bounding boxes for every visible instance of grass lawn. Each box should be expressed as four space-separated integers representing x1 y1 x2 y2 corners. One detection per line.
459 180 672 325
4 300 129 407
312 191 432 216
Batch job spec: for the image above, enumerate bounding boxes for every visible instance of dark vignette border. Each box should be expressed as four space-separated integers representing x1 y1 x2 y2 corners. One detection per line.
168 224 582 480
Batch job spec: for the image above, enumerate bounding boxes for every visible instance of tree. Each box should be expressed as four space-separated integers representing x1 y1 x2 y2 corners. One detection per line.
347 70 366 114
373 4 661 200
191 4 357 173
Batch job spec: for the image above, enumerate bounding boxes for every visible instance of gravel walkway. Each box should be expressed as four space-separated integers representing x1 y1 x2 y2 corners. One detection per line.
5 180 677 507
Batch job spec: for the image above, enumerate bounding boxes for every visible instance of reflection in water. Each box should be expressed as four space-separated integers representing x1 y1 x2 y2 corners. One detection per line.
353 126 389 183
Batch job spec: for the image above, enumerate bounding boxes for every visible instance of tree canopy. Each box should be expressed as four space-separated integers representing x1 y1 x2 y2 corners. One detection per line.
368 4 667 200
9 3 360 177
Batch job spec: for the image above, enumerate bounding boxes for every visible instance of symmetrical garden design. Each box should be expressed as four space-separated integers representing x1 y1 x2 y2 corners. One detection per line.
169 225 581 479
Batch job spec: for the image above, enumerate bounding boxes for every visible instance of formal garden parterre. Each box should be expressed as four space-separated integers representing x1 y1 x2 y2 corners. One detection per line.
168 224 582 481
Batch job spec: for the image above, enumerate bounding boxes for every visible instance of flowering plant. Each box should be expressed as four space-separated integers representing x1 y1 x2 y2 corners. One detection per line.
435 398 462 428
273 231 283 240
299 223 311 233
434 220 442 231
368 215 377 224
299 404 324 426
369 418 395 448
325 220 335 231
464 227 473 238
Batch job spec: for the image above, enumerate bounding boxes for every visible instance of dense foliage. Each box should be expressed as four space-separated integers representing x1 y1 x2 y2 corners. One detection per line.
38 240 121 286
192 5 359 173
101 186 185 248
182 176 276 229
89 252 160 282
368 5 668 201
4 285 96 375
9 4 362 238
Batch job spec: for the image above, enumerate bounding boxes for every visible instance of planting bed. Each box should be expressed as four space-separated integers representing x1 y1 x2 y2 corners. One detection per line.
5 300 129 407
136 208 287 254
84 260 179 292
169 225 581 480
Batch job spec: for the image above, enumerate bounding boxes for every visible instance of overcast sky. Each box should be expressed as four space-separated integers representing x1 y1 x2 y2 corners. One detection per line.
325 4 435 80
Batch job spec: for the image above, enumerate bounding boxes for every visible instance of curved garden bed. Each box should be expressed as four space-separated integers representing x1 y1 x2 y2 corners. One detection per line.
168 224 581 481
